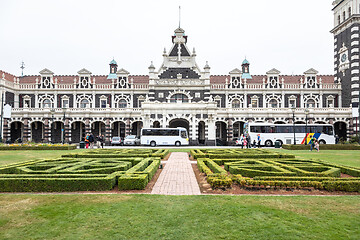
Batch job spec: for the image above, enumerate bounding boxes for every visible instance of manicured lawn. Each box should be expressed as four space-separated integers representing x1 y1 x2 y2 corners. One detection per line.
271 149 360 168
0 149 89 166
0 194 359 240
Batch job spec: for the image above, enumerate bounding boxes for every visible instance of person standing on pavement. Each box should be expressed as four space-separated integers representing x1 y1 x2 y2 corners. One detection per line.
85 133 90 149
257 134 261 148
240 134 244 149
89 133 95 149
246 134 251 149
309 136 316 151
100 135 105 148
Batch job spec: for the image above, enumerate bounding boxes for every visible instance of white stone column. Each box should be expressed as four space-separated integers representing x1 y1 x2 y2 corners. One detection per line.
244 93 248 108
14 93 19 108
35 92 38 108
207 117 216 145
191 116 196 141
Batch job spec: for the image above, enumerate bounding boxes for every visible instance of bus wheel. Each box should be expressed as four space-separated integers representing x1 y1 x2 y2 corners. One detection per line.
175 141 181 147
319 140 326 144
150 141 156 147
265 140 273 147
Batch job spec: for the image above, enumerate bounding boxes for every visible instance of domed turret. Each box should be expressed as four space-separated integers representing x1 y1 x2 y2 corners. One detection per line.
241 58 252 80
107 58 118 79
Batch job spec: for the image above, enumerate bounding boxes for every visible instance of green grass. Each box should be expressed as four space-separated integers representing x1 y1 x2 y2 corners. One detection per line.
0 194 359 240
271 149 360 168
0 149 91 166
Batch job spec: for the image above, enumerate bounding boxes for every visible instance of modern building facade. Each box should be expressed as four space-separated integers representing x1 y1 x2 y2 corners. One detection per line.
0 1 357 145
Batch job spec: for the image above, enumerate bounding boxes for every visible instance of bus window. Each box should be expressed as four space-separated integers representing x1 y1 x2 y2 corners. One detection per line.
295 126 304 133
265 126 276 133
181 131 187 138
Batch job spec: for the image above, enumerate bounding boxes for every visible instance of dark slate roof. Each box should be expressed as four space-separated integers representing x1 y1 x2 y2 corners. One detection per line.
169 44 190 57
159 68 200 79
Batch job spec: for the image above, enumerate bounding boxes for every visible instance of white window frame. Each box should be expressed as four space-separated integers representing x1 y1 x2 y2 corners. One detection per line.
288 95 297 108
23 95 31 108
250 96 259 108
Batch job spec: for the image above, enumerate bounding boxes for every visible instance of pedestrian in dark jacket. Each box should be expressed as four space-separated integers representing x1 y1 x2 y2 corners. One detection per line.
89 133 95 149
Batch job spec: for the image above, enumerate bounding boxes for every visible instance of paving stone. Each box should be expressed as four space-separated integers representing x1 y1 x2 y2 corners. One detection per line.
151 152 201 195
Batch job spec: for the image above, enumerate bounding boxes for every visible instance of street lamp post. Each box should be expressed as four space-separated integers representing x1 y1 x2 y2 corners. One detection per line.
62 107 67 144
291 106 296 145
50 109 55 143
305 108 309 145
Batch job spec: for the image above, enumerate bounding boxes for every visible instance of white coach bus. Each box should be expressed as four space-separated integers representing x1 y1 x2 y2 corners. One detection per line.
140 127 189 147
244 122 335 147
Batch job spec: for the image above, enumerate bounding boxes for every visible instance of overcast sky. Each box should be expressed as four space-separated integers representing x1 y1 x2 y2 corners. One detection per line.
0 0 335 76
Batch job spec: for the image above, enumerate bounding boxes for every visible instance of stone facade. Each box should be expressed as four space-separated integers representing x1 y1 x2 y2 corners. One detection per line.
0 3 357 144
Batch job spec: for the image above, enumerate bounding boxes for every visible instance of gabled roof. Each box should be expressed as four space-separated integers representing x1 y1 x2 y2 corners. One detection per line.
77 68 92 75
304 68 319 75
229 68 242 74
39 68 54 75
117 68 129 75
169 43 191 57
266 68 281 75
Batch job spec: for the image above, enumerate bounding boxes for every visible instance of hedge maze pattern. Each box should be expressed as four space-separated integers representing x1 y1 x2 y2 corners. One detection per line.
0 149 169 192
192 149 360 192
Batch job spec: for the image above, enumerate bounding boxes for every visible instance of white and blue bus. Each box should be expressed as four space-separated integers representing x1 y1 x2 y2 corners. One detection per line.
140 127 189 147
244 122 335 147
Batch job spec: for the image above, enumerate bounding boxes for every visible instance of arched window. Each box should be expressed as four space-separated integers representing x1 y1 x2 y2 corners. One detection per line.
232 99 241 108
338 15 341 24
348 7 351 17
43 99 52 108
118 99 127 108
343 11 346 21
269 99 278 108
306 99 316 108
80 99 90 108
170 94 189 103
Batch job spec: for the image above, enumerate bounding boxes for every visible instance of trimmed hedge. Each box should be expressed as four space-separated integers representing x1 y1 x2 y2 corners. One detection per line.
207 174 232 188
206 159 227 174
323 180 360 192
282 144 360 150
0 177 115 192
0 150 163 192
196 149 360 192
118 174 148 190
197 158 212 175
143 160 161 181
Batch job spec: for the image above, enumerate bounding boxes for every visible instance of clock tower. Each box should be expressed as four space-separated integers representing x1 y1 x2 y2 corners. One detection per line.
331 0 360 110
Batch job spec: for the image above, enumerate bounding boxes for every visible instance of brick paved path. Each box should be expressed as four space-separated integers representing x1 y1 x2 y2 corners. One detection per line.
151 152 201 195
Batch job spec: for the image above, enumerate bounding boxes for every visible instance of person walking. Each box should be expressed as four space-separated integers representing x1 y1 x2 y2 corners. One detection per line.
89 133 95 149
96 135 101 148
85 133 90 149
315 140 320 152
309 136 316 151
335 135 339 144
246 134 251 149
239 134 244 149
257 134 261 148
100 134 105 148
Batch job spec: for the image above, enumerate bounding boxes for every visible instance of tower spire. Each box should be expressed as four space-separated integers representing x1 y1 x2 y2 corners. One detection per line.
179 6 181 28
20 61 25 77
